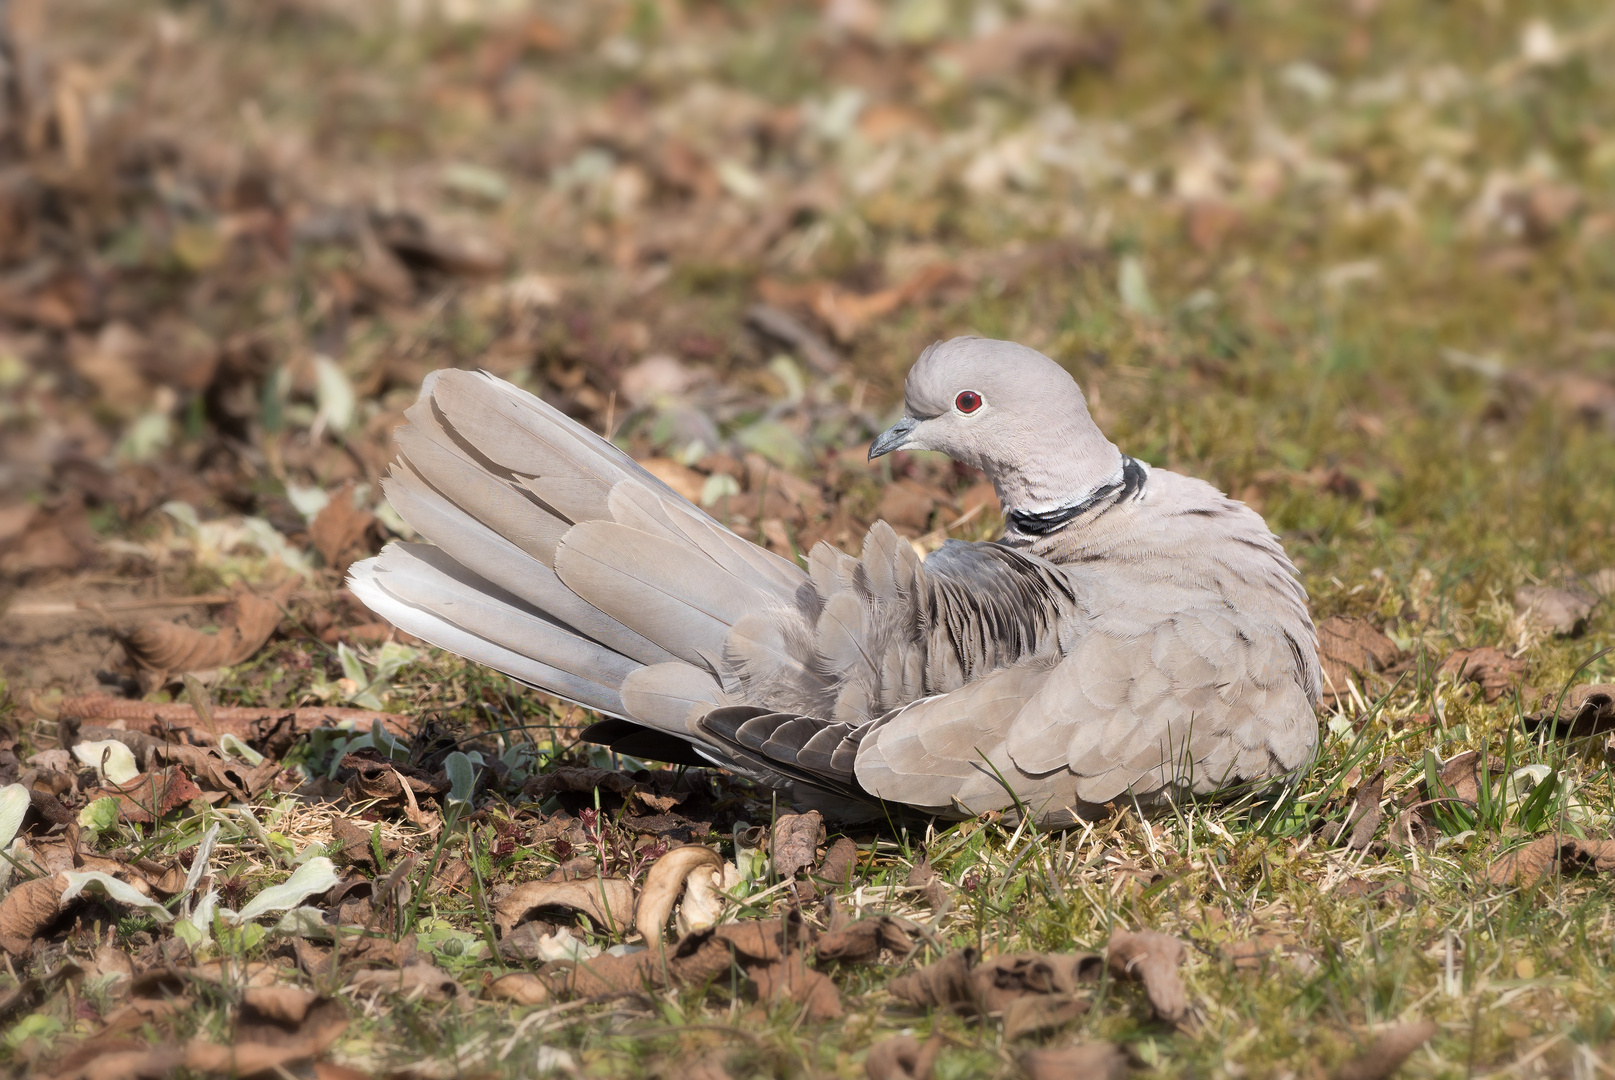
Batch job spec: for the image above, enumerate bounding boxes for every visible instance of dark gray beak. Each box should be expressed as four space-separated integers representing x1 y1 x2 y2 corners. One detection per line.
868 416 918 460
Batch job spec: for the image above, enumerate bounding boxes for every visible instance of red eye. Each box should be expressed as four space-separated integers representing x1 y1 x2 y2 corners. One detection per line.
955 390 982 414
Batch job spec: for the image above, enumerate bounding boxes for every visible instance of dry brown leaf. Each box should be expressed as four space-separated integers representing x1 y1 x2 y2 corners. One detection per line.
1338 767 1385 851
887 948 1101 1019
770 810 824 882
816 917 918 964
1515 586 1596 637
1437 647 1527 702
494 877 635 937
1425 750 1485 806
801 264 965 344
1486 834 1615 887
876 480 939 534
95 767 204 825
539 917 801 1000
1384 808 1434 852
46 1039 186 1080
638 458 707 504
310 483 377 570
1333 1021 1437 1080
486 972 551 1006
524 767 637 801
864 1034 942 1080
0 873 66 956
1526 684 1615 738
346 962 460 1002
1223 934 1321 975
187 988 350 1078
886 949 977 1011
0 493 95 575
749 951 842 1021
1019 1043 1129 1080
973 953 1104 1013
635 845 724 943
940 20 1115 84
1316 616 1402 704
744 303 841 375
905 860 948 911
1333 878 1416 907
671 1054 735 1080
376 210 505 276
1002 994 1091 1040
121 582 293 680
241 985 320 1025
814 837 859 893
161 743 280 802
1107 929 1188 1023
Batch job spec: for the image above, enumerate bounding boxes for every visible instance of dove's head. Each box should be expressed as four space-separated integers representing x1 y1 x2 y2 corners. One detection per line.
869 337 1127 518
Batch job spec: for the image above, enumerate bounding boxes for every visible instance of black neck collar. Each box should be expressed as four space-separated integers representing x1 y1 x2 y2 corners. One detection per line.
1006 456 1147 536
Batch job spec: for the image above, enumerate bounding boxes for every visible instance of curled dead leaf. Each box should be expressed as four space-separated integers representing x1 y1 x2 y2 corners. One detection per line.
347 962 460 1002
0 874 66 956
47 1039 186 1080
886 948 1102 1019
187 993 347 1076
864 1034 942 1080
494 877 635 938
1437 647 1527 703
1422 750 1485 807
1002 994 1091 1041
1019 1043 1129 1080
486 971 551 1006
635 845 724 944
749 951 842 1021
1486 834 1615 887
814 837 859 893
905 859 948 912
1316 616 1402 703
1333 1021 1437 1080
886 949 976 1011
95 767 204 825
1384 808 1434 852
1107 929 1188 1024
241 985 320 1025
771 810 824 882
1337 767 1385 851
1515 585 1596 637
1526 684 1615 738
816 917 919 964
310 482 377 570
121 582 292 681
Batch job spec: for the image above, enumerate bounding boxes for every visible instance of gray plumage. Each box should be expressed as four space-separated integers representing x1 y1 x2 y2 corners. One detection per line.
349 338 1321 827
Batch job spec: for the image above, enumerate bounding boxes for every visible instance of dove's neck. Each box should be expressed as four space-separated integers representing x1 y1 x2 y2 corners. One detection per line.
994 427 1147 538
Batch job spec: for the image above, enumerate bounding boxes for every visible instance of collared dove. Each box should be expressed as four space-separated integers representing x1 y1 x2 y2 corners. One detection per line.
349 337 1321 827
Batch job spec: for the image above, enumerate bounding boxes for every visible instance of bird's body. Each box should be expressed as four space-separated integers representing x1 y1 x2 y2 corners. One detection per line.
350 338 1320 827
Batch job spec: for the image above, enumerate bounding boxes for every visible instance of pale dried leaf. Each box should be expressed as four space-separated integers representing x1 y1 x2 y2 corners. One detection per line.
122 582 292 678
1333 1021 1437 1080
1515 585 1596 637
1019 1043 1129 1080
1437 647 1527 702
495 877 635 937
863 1034 942 1080
1106 929 1188 1023
635 845 724 943
1487 834 1615 887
